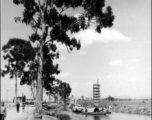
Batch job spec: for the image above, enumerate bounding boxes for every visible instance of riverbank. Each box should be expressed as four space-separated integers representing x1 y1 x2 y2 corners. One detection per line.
25 105 71 120
73 99 151 116
111 106 151 116
100 100 151 116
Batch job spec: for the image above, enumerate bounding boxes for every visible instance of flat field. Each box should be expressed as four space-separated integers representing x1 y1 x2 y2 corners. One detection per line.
100 100 151 109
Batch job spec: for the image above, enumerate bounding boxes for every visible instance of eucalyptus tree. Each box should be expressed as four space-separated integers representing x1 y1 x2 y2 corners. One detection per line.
1 38 35 104
58 82 71 105
13 0 114 111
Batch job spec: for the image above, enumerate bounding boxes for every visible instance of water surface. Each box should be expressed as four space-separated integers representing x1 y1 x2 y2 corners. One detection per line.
60 110 151 120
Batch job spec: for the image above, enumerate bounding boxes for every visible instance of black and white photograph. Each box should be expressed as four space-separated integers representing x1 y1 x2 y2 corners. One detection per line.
1 0 151 120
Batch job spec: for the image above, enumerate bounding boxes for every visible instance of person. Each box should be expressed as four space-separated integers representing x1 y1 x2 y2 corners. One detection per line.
1 101 7 120
22 95 26 103
16 102 20 112
94 105 100 112
101 107 104 111
85 108 88 113
22 102 25 112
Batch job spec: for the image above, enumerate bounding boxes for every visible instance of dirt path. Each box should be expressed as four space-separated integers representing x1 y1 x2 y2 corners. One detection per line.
5 107 28 120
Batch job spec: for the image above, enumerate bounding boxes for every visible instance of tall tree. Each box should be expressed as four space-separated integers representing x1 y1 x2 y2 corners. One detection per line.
59 82 71 101
1 38 35 104
58 82 71 108
13 0 114 111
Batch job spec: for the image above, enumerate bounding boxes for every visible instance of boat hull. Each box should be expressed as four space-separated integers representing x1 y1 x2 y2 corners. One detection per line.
83 112 107 115
106 111 112 114
72 110 82 113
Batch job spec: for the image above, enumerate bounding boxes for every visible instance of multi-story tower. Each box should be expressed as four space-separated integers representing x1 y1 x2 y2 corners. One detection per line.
93 80 100 106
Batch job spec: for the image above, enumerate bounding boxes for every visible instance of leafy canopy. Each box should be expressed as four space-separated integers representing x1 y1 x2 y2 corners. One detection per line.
11 0 115 107
1 38 35 79
13 0 114 46
12 0 114 90
59 82 72 99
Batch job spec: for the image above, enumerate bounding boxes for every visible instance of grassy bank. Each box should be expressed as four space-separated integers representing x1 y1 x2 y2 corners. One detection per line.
78 99 151 116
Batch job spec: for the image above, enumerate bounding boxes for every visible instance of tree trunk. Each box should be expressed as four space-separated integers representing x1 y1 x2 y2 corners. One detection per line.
35 1 47 111
49 93 51 102
35 45 44 112
15 73 17 105
31 83 35 100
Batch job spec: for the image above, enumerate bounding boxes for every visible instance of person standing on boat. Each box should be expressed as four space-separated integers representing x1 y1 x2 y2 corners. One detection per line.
94 105 100 112
85 108 88 113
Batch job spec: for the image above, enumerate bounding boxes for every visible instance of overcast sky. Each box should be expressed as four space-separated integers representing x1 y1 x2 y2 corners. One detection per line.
1 0 151 100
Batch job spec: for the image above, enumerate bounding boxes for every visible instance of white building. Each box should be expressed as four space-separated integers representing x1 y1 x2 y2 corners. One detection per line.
93 84 100 106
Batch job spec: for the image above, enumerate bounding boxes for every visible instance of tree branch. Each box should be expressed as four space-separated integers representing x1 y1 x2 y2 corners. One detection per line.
66 45 71 53
42 0 48 13
44 18 94 43
38 0 41 8
38 0 44 16
42 12 98 52
32 17 38 26
59 6 71 14
31 17 40 33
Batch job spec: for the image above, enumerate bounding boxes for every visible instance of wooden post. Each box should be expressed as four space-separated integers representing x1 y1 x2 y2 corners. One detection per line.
6 89 8 102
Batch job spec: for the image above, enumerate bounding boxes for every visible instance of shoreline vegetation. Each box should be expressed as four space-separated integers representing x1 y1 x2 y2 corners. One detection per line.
102 99 151 116
112 107 151 116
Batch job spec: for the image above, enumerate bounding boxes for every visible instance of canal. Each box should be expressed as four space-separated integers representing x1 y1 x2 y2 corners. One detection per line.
59 110 151 120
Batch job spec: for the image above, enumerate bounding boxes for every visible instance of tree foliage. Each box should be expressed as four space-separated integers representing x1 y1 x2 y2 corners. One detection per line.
58 82 71 101
107 96 115 102
1 38 35 80
11 0 115 110
13 0 114 47
45 81 71 103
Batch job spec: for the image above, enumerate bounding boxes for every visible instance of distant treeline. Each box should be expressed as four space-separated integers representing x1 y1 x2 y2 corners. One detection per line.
101 98 151 101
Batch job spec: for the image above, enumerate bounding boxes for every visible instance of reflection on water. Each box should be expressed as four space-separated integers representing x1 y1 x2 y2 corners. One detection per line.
87 115 110 120
60 110 151 120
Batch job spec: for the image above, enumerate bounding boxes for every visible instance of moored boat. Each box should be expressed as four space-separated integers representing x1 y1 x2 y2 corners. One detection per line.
106 111 112 114
83 111 107 115
72 109 83 113
72 105 83 113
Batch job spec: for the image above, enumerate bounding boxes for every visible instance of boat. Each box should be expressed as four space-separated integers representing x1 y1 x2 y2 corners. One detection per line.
100 108 112 114
82 111 107 115
103 108 112 114
72 105 83 113
106 111 112 114
72 109 83 113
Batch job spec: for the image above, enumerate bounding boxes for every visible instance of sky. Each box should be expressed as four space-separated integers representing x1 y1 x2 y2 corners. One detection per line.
1 0 151 101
